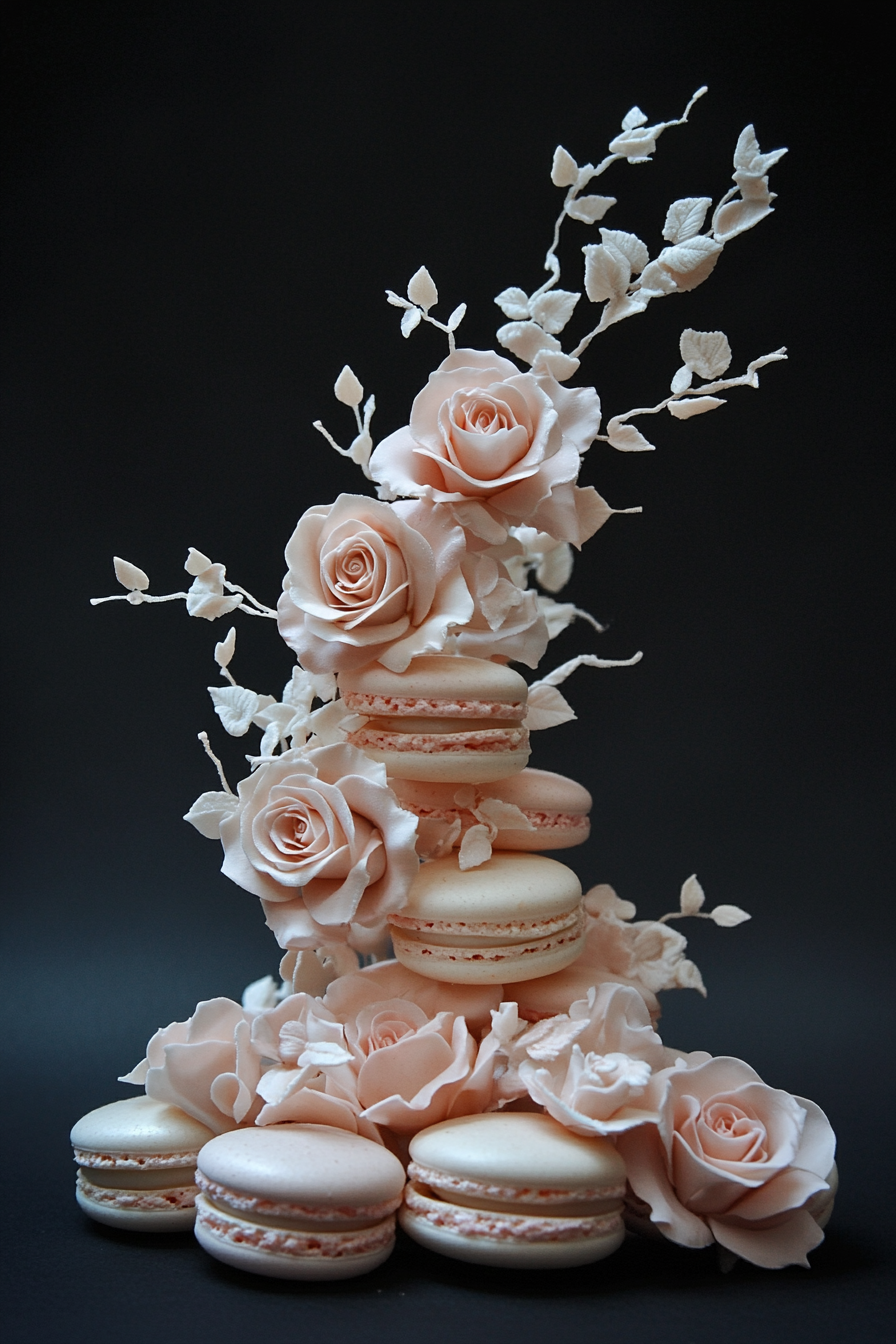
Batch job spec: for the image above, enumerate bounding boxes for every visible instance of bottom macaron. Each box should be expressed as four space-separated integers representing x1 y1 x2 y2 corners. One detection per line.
400 1112 626 1269
71 1095 216 1231
193 1124 406 1280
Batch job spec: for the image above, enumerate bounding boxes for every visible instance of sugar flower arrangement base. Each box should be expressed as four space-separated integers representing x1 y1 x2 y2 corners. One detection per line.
80 88 836 1279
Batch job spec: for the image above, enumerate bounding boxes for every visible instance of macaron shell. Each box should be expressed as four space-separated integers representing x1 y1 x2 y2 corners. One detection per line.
71 1095 216 1160
356 744 530 784
338 655 529 710
399 1193 624 1269
194 1194 396 1280
390 921 585 985
408 1112 626 1191
398 853 582 923
196 1124 405 1211
75 1178 199 1232
390 770 591 852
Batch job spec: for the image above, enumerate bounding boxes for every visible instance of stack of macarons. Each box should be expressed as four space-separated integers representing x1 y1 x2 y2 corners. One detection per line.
339 655 591 986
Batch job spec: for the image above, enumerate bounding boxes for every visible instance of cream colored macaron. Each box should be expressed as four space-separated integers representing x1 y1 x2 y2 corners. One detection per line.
194 1124 406 1280
391 769 592 854
71 1095 215 1231
401 1112 626 1268
339 655 530 783
388 852 585 984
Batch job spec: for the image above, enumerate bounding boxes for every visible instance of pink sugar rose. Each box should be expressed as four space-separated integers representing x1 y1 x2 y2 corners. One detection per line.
368 349 605 546
517 984 668 1135
218 743 419 950
277 493 473 674
322 959 503 1037
119 998 262 1134
453 550 549 668
343 997 491 1135
615 1055 837 1269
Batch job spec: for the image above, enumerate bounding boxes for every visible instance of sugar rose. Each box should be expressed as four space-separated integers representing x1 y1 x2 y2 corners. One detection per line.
616 1055 837 1268
369 349 604 546
119 998 262 1134
219 743 419 949
277 493 472 674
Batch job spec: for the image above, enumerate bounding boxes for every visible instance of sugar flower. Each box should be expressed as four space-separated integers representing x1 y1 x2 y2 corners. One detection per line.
218 742 419 949
368 349 604 547
616 1055 837 1268
119 998 262 1134
277 493 473 674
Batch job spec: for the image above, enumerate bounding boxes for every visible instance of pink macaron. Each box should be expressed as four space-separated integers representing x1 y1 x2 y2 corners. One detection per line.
401 1112 626 1267
391 768 591 854
193 1124 406 1279
339 655 530 783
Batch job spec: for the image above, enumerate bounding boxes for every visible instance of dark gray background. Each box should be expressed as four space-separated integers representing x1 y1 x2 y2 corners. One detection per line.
2 3 892 1340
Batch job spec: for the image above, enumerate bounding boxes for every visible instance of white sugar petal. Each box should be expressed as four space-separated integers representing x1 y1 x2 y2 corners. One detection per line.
334 365 363 407
113 557 149 591
407 266 438 311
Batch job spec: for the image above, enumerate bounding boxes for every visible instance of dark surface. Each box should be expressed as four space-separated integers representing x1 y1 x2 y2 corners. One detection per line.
2 4 893 1341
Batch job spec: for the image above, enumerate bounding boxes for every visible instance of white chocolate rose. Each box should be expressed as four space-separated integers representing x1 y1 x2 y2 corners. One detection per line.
369 349 604 546
277 493 473 674
616 1055 837 1269
218 743 419 948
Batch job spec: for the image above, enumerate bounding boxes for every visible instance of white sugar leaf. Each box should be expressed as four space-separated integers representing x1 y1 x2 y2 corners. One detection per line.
496 320 561 365
551 145 579 187
582 243 630 303
733 125 788 176
529 289 580 335
733 171 775 201
348 430 373 469
258 723 281 757
680 874 705 915
183 790 238 839
385 290 410 308
113 556 149 591
676 960 707 995
599 229 649 274
447 303 467 332
401 306 422 338
670 365 693 394
608 126 658 158
713 197 774 243
458 823 493 870
662 197 712 244
407 266 438 311
531 349 581 382
334 365 363 407
709 904 752 928
186 591 242 621
476 798 534 831
680 329 732 380
297 1041 353 1068
524 682 576 730
241 975 280 1010
536 542 573 593
184 547 213 576
208 684 271 736
214 626 237 668
621 106 648 130
584 884 637 921
638 259 678 296
668 396 726 420
495 287 530 320
659 235 723 275
565 194 616 224
606 417 655 452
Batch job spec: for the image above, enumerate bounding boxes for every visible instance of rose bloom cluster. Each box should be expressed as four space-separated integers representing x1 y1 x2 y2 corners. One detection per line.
277 348 606 679
123 959 836 1270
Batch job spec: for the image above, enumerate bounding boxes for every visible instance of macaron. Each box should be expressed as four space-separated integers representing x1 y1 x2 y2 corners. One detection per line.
401 1112 627 1268
193 1124 406 1279
70 1095 216 1231
391 768 592 853
339 655 530 783
388 852 585 985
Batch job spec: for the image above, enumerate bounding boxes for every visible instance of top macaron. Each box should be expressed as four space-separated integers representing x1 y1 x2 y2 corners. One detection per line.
340 655 530 783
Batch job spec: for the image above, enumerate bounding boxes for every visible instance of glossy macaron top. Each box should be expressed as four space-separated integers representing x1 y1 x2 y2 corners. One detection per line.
196 1124 406 1211
409 1112 626 1192
71 1095 215 1159
338 655 528 716
396 852 582 924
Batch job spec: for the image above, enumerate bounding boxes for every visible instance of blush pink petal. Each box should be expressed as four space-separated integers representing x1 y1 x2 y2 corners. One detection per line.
617 1122 714 1248
323 962 503 1036
709 1207 825 1269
